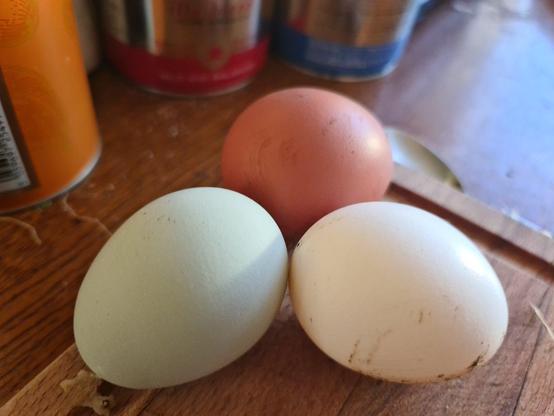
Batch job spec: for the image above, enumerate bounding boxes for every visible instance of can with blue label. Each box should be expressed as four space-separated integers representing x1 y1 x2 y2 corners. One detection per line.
274 0 421 80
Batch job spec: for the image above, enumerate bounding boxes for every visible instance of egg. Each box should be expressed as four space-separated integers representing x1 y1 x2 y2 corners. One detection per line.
221 87 393 241
74 187 288 389
290 202 508 383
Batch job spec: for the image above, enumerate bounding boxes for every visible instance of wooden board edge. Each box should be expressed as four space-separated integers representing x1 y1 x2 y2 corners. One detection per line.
0 345 84 416
392 163 554 266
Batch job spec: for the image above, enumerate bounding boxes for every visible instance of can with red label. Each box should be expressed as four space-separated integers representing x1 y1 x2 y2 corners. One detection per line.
101 0 273 96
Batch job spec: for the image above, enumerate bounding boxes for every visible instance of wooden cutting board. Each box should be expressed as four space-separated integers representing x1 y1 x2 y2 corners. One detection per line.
1 166 553 416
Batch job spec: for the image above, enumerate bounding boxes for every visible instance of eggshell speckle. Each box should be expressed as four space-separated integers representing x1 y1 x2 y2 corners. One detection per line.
221 87 393 241
290 202 508 383
74 187 288 389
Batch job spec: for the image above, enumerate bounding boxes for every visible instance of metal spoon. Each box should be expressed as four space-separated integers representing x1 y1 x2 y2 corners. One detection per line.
385 127 463 190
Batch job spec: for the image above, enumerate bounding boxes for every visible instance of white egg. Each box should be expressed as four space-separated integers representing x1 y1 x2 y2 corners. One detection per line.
74 187 288 389
290 202 508 383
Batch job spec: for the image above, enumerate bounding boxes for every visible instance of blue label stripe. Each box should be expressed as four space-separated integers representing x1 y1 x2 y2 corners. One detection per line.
275 24 408 78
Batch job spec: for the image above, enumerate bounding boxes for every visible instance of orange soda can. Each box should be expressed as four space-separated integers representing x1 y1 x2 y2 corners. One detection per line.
0 0 101 213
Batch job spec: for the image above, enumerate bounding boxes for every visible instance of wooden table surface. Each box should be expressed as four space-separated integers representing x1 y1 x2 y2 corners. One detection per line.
1 0 554 411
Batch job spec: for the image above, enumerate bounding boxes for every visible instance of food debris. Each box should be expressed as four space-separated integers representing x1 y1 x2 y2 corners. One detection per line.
0 217 42 245
60 370 115 416
530 302 554 341
61 195 112 237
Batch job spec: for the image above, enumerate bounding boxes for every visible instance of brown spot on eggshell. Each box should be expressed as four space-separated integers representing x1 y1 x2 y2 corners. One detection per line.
365 329 392 366
348 339 361 364
468 354 485 370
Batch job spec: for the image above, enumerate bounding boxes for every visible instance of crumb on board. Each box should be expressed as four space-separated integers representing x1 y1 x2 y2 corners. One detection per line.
61 194 112 237
0 217 42 245
60 370 115 416
530 302 554 341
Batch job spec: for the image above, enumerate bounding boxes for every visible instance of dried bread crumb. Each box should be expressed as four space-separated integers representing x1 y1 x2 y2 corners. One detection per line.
530 302 554 341
61 194 112 237
60 370 115 416
0 217 41 245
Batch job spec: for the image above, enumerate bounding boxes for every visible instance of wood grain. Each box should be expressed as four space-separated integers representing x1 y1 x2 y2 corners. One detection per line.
513 284 554 416
1 346 87 416
1 0 554 412
2 181 552 415
0 344 158 416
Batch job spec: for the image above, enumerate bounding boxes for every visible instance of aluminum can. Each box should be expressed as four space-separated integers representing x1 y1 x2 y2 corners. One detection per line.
0 0 101 214
275 0 421 80
101 0 273 96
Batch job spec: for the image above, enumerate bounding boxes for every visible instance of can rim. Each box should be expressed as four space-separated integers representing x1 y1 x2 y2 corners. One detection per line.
0 142 102 215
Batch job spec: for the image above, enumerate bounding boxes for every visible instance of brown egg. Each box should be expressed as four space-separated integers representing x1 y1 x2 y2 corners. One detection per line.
221 87 393 241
